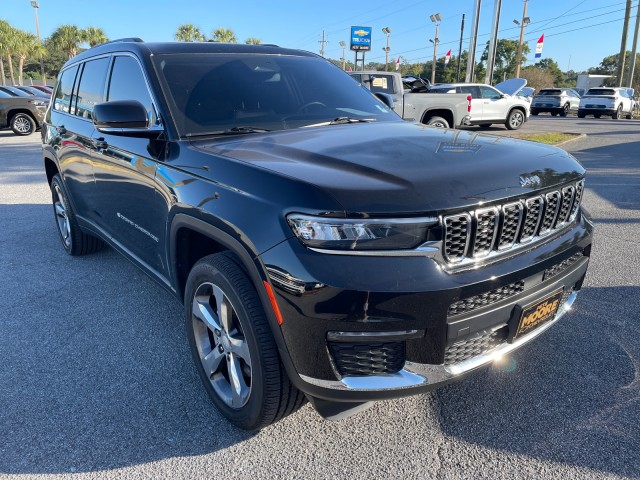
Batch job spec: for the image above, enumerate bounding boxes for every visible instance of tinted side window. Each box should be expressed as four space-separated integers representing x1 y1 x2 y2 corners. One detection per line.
480 86 501 99
75 57 110 119
107 56 156 123
458 85 480 98
54 65 79 113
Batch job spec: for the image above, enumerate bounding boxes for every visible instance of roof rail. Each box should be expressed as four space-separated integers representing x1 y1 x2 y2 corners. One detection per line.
100 38 144 46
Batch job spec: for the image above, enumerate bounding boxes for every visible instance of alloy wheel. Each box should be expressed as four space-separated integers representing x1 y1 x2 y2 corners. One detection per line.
53 184 71 248
14 116 32 134
509 111 524 128
191 282 252 408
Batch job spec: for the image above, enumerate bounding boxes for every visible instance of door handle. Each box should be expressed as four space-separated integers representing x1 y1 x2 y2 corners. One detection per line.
93 137 108 150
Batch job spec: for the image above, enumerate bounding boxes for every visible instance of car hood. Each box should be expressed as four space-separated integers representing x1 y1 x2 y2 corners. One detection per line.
192 122 585 214
495 78 528 96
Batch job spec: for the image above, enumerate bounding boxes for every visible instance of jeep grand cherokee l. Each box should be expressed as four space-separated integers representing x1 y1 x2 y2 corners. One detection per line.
41 39 593 430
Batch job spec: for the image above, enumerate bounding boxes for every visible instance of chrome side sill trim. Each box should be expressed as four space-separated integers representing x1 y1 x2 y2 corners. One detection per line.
300 292 578 392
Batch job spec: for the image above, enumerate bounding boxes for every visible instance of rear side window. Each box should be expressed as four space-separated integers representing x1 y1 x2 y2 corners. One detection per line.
107 56 156 124
458 85 480 97
367 75 394 95
53 65 79 113
0 90 11 98
75 57 110 119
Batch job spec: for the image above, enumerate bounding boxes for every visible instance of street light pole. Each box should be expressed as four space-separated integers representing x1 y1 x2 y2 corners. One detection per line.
382 27 391 71
514 0 529 78
30 1 46 86
429 13 442 84
339 41 346 70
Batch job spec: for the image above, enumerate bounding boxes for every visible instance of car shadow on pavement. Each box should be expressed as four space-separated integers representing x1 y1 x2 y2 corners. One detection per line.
0 205 256 475
432 285 640 478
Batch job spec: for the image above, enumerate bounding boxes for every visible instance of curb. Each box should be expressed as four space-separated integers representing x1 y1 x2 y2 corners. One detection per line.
555 133 587 147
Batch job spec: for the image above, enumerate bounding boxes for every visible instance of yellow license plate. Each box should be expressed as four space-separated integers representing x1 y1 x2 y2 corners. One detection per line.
514 288 564 339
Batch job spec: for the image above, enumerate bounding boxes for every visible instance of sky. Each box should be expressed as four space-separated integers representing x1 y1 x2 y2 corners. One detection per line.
2 0 639 73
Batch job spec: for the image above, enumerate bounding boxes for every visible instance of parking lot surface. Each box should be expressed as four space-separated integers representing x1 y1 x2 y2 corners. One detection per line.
1 116 639 479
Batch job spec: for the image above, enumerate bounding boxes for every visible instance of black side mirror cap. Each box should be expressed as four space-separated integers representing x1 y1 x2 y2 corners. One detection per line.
93 100 164 139
374 92 394 110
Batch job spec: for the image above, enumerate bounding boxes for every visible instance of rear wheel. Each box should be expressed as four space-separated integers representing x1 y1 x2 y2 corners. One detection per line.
594 114 601 119
185 253 305 430
560 104 569 117
577 111 586 118
612 105 622 119
50 175 104 256
425 116 449 128
10 113 36 136
505 109 524 130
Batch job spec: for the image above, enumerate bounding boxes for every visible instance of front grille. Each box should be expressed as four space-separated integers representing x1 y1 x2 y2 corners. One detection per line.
328 341 405 377
442 180 584 265
444 327 509 365
544 252 584 280
448 281 525 317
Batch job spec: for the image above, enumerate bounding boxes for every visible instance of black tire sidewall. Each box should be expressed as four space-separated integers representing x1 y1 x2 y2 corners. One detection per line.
184 256 272 429
11 113 35 136
51 175 75 255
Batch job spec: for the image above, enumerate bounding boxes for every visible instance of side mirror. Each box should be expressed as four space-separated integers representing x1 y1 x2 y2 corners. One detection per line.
93 100 163 138
374 92 394 110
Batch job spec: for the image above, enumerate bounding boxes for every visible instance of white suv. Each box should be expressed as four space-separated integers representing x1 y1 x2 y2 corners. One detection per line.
429 79 530 130
578 87 634 119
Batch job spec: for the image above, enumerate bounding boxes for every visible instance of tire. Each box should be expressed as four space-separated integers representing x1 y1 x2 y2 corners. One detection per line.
594 114 601 119
10 113 36 136
560 104 569 117
531 111 539 116
505 109 525 130
551 112 558 116
577 110 586 119
425 116 449 128
479 124 492 129
185 252 305 430
50 175 104 256
612 105 622 119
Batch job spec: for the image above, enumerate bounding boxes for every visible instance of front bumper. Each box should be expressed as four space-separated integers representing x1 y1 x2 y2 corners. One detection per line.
261 211 593 403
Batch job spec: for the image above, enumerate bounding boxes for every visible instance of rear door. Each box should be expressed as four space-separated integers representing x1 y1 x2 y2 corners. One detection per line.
458 85 482 120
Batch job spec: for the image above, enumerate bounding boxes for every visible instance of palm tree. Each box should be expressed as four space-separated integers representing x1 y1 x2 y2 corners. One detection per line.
15 30 45 85
175 24 205 42
211 28 237 43
49 25 85 59
84 26 109 48
0 20 11 85
0 23 18 85
245 37 262 45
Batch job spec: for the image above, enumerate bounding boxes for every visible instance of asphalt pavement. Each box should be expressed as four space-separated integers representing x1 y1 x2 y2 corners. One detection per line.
1 115 639 479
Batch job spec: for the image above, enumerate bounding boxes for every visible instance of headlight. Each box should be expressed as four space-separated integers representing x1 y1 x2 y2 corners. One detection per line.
287 214 437 251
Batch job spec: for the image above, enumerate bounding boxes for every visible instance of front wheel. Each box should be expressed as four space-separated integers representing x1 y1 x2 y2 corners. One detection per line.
185 252 305 430
10 113 36 136
425 116 449 128
577 110 586 118
505 109 524 130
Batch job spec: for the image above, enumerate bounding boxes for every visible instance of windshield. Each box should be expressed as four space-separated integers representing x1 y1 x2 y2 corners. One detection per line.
586 89 615 96
154 53 398 136
537 89 561 96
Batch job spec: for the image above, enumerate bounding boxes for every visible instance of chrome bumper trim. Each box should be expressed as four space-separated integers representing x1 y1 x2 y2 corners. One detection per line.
300 292 578 392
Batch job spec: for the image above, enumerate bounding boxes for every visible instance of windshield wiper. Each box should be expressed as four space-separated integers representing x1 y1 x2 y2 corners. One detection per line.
301 117 377 128
186 126 272 137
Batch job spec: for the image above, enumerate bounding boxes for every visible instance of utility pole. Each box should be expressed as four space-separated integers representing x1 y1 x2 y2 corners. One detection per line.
514 0 529 78
485 0 502 85
465 0 482 82
429 13 442 84
339 41 346 70
626 1 640 88
456 14 465 82
31 1 46 86
319 30 327 58
616 0 632 87
382 27 391 71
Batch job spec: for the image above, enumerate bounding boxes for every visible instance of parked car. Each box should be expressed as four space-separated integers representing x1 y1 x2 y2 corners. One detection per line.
0 86 35 98
349 71 471 128
578 87 634 119
531 88 581 116
517 86 536 103
14 85 51 99
42 39 593 430
0 89 47 135
428 79 530 130
30 85 54 95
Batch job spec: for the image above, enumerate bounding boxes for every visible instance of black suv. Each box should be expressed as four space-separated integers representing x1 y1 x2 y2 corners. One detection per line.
0 89 48 135
42 39 593 430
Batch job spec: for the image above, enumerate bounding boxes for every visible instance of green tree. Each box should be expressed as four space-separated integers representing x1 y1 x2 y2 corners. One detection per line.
49 25 85 59
520 66 555 92
211 27 237 43
480 39 530 83
0 20 12 85
533 58 563 86
245 37 261 45
84 26 109 47
174 24 205 42
1 24 19 85
14 30 45 85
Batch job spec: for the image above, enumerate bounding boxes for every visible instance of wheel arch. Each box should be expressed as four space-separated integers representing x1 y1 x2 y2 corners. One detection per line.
421 108 454 128
44 155 60 186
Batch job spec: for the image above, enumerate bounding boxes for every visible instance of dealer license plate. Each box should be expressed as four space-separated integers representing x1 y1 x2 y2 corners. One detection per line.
512 288 564 340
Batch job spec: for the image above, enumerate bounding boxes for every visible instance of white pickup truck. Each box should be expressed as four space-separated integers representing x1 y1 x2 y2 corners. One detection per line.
350 71 472 129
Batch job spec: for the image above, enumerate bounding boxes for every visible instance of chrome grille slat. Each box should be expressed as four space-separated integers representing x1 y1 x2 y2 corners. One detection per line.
442 180 584 266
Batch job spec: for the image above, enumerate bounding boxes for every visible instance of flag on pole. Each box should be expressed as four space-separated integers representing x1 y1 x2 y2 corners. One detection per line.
395 56 401 71
535 34 544 59
444 49 452 66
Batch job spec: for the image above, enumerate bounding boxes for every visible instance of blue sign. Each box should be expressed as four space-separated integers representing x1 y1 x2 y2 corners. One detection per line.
350 26 372 51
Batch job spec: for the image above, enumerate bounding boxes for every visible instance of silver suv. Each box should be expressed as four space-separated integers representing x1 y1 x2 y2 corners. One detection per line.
578 87 634 119
531 88 581 117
